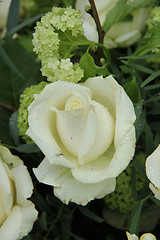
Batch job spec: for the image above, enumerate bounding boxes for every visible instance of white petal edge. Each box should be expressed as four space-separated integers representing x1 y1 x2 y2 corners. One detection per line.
146 145 160 188
33 158 116 205
71 126 135 183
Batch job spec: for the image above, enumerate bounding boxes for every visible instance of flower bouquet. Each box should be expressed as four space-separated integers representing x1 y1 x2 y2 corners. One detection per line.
0 0 160 239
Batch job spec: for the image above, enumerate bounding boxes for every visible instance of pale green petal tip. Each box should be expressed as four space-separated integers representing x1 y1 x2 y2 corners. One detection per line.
18 81 48 143
105 161 145 213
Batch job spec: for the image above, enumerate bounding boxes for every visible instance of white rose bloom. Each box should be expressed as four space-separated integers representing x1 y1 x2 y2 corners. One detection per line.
126 231 156 240
27 76 136 205
75 0 150 48
0 145 38 240
146 145 160 200
0 0 12 29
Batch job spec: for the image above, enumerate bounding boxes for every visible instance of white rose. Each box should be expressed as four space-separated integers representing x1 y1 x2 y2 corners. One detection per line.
75 0 150 48
126 231 156 240
146 145 160 200
0 145 38 240
0 0 12 29
26 75 136 205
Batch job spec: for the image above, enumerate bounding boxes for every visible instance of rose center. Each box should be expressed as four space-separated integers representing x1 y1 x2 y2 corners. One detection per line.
65 95 85 110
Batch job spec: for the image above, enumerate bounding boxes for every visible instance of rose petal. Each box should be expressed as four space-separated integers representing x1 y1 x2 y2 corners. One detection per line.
11 164 33 206
0 160 13 216
0 206 22 240
27 81 92 168
71 126 135 183
55 108 88 157
33 158 116 205
78 101 114 165
146 145 160 188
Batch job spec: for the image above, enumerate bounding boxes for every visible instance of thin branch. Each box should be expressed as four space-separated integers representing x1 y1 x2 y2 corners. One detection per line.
88 0 105 45
0 102 17 112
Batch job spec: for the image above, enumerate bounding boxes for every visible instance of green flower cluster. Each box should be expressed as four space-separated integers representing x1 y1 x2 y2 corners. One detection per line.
147 7 160 29
18 81 48 143
105 162 145 213
32 7 84 83
146 7 160 68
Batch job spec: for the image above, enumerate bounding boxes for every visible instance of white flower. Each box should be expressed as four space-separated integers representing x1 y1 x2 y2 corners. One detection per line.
26 75 136 205
75 0 150 48
126 231 156 240
146 145 160 200
0 0 12 29
0 145 38 240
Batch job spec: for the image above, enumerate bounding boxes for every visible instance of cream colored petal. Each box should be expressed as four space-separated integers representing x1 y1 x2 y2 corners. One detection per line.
115 30 141 47
11 164 33 206
83 75 117 118
82 20 98 42
0 160 13 216
149 183 160 200
131 8 150 32
126 231 139 240
107 21 132 40
140 233 156 240
78 101 114 165
55 108 88 157
146 145 160 188
33 158 116 205
0 204 37 240
0 0 12 29
27 81 91 168
0 145 20 167
72 127 135 183
114 80 136 146
0 206 22 240
19 204 38 239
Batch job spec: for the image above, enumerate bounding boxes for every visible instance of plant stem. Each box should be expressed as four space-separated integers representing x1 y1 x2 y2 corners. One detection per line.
88 0 105 44
0 102 17 112
88 0 105 65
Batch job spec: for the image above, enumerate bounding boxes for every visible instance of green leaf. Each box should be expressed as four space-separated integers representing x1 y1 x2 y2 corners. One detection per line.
0 45 24 80
79 52 110 81
103 0 127 32
0 108 14 145
145 124 155 155
134 102 145 141
103 202 159 232
0 36 40 106
16 143 40 153
9 13 45 36
130 201 143 235
9 111 20 146
103 0 154 33
141 70 160 88
79 207 104 223
39 212 48 231
124 78 141 103
7 0 20 32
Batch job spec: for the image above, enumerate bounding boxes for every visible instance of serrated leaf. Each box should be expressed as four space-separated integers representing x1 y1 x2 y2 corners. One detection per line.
103 0 154 33
79 52 110 81
0 36 40 106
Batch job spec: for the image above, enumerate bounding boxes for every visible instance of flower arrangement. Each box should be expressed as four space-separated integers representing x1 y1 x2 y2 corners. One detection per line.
0 0 160 239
